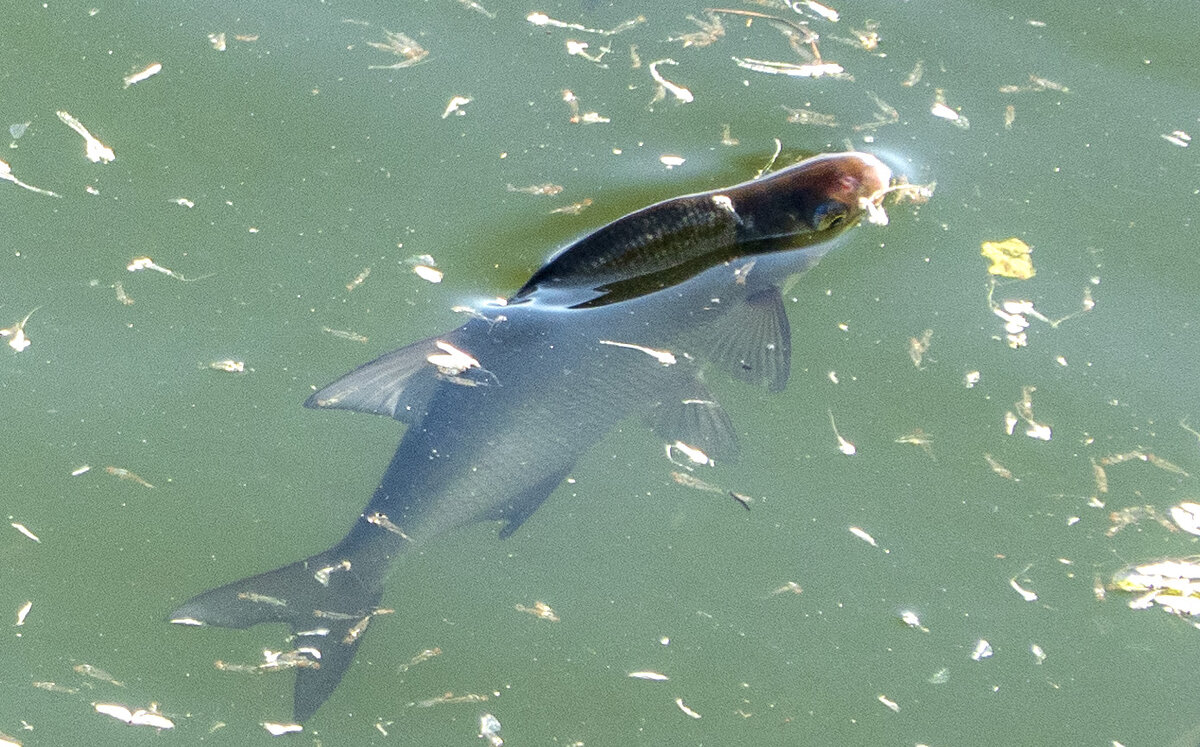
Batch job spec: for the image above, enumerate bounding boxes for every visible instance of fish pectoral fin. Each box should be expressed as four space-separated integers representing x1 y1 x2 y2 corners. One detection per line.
305 332 456 422
649 377 740 464
701 285 791 392
495 468 572 539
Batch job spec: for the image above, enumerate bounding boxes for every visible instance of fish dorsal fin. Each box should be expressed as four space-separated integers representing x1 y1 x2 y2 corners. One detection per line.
648 376 741 464
701 285 791 392
304 333 452 422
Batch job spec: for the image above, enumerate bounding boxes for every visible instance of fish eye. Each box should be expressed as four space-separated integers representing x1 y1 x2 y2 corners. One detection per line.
812 201 848 231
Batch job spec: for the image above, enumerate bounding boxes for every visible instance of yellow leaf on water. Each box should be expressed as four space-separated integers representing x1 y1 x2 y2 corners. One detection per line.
981 238 1035 279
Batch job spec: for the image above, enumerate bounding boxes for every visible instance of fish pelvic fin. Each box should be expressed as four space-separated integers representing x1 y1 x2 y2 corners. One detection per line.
169 547 385 722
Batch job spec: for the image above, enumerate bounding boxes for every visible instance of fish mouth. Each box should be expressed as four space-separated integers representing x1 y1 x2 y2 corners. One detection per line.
849 152 935 226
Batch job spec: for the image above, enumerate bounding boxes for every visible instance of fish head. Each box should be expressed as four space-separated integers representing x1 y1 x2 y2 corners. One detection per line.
741 151 893 242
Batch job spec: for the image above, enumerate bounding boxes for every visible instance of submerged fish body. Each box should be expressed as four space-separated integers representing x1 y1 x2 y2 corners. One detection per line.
168 152 892 721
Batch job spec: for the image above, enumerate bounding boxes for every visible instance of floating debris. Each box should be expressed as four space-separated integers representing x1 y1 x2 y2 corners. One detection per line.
771 581 804 596
105 466 154 489
675 697 702 719
207 359 246 373
1111 557 1200 618
11 522 40 543
1162 130 1191 148
998 74 1069 94
74 663 123 686
666 441 711 467
908 329 932 367
479 713 503 747
346 266 371 291
895 430 933 458
1009 575 1039 603
849 526 877 547
33 681 78 694
550 197 594 215
506 183 563 196
261 722 303 736
367 29 428 69
525 11 644 36
877 694 900 713
732 56 846 79
901 60 924 87
397 646 441 672
0 160 60 197
93 703 174 729
1 307 39 352
215 647 320 673
207 32 227 51
1171 502 1200 536
15 601 32 626
783 106 838 127
970 639 993 661
515 600 559 622
127 256 209 282
899 609 929 632
981 238 1035 279
648 59 694 105
983 453 1015 480
598 339 677 366
930 89 969 129
628 671 670 681
793 0 840 22
828 409 856 455
322 327 369 343
670 12 724 48
122 62 162 88
442 95 472 119
1013 386 1051 441
414 691 489 707
1030 644 1047 664
562 89 610 125
56 110 114 163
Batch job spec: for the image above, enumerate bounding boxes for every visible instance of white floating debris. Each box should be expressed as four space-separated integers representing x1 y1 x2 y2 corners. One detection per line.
660 154 686 169
56 110 115 163
899 609 929 632
479 713 503 747
828 409 856 455
261 722 303 736
627 671 670 681
848 526 877 547
648 58 694 103
1162 130 1191 148
442 95 472 119
1010 577 1038 602
123 62 162 88
930 90 969 129
731 56 845 79
877 694 900 712
794 0 840 22
964 370 981 388
598 339 677 366
970 639 993 661
1170 502 1200 536
208 32 227 51
1 307 37 352
11 522 40 543
406 254 443 283
15 601 32 626
426 341 480 375
1030 643 1047 664
0 159 60 198
93 703 175 729
666 440 711 467
675 697 702 719
171 197 195 208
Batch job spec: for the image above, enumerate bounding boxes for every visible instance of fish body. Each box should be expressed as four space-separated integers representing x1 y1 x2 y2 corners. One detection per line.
169 152 892 721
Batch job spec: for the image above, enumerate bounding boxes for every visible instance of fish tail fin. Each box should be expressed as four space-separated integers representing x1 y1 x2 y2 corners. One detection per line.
169 544 386 722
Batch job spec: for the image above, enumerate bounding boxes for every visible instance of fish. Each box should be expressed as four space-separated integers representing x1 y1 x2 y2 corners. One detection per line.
167 151 893 722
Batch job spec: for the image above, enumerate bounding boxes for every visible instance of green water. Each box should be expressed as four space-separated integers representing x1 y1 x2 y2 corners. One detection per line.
2 1 1198 744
